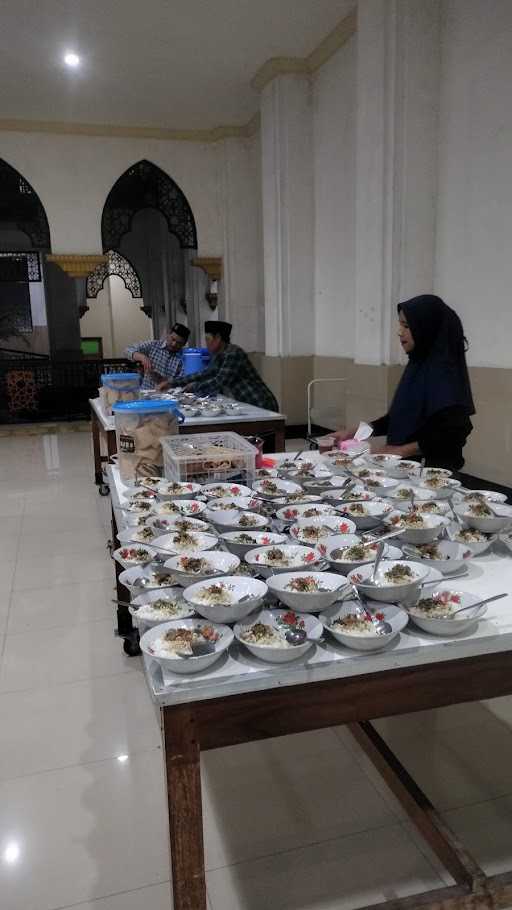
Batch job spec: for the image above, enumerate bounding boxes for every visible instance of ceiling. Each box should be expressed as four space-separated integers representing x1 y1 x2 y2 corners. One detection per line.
0 0 355 130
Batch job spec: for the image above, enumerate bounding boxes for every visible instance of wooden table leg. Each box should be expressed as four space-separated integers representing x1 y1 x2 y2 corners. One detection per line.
162 704 207 910
91 408 103 485
273 421 286 452
106 427 117 461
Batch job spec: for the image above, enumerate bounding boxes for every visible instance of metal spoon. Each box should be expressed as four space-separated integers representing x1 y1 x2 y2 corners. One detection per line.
370 541 385 584
349 584 393 635
449 592 507 615
208 593 257 607
131 575 177 590
177 640 217 658
421 569 468 586
284 627 320 646
409 489 416 512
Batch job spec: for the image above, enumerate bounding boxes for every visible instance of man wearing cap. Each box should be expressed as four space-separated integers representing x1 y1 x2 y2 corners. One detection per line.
125 323 190 390
161 321 279 411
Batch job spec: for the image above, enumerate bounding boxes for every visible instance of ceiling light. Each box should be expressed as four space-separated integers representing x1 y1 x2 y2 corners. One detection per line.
117 754 129 763
64 52 80 68
3 841 21 865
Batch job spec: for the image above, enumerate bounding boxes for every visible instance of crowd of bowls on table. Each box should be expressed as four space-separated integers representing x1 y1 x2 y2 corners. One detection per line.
112 450 512 676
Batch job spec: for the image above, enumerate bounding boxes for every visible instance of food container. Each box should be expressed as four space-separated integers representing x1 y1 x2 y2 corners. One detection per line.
100 372 141 415
161 431 256 485
113 399 184 482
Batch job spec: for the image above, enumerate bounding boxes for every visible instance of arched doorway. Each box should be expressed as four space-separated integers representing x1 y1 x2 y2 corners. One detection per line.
83 250 150 357
101 160 201 344
0 159 51 354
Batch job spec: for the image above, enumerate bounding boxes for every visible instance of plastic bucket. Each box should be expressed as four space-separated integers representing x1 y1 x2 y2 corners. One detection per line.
182 348 211 377
113 399 184 481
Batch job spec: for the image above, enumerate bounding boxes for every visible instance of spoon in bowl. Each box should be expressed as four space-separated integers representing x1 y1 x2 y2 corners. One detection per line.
349 583 393 635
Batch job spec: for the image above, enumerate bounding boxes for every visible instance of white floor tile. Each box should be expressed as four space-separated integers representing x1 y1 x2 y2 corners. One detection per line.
202 729 397 871
0 619 139 692
12 547 112 590
375 719 512 811
54 882 173 910
206 824 444 910
0 671 160 781
0 750 169 910
444 795 512 876
7 578 115 633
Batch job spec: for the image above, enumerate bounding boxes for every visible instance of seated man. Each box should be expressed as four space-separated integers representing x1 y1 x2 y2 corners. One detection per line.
125 323 190 390
163 320 279 411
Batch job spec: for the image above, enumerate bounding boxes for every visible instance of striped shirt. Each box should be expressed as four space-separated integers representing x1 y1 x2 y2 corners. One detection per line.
125 340 184 390
184 344 279 411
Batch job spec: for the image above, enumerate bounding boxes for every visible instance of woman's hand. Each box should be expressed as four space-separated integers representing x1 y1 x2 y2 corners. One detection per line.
157 380 171 391
333 426 358 443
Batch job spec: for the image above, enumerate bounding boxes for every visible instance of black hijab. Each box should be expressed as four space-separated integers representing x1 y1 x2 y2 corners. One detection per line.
387 295 475 445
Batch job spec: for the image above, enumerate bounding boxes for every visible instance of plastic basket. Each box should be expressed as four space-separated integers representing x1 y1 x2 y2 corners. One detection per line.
162 431 257 484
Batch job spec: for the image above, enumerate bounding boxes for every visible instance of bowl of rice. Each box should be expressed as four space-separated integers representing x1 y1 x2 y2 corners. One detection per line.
140 618 233 674
267 570 347 612
183 575 268 623
234 608 322 663
407 589 487 635
321 599 408 651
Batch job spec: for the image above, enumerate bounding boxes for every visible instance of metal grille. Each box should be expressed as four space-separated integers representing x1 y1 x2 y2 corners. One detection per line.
0 252 41 281
101 159 197 252
86 250 142 299
0 160 51 250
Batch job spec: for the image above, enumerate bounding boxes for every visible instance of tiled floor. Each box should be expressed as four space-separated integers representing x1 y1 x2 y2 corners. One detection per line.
0 429 511 910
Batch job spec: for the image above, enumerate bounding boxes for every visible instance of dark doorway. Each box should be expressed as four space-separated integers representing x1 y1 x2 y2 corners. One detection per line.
101 160 202 342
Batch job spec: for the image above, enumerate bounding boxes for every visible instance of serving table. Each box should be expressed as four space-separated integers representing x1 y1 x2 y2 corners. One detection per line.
107 460 512 910
90 397 286 492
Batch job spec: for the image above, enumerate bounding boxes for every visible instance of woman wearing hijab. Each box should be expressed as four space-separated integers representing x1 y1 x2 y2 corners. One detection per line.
335 295 475 470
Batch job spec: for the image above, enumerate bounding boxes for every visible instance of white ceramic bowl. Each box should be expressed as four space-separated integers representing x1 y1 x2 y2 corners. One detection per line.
385 510 446 544
416 478 461 500
202 482 254 500
392 488 450 516
289 515 357 545
422 467 453 480
364 476 400 496
281 461 332 482
140 618 233 674
337 500 393 530
245 544 323 578
252 478 303 499
364 454 403 473
112 544 157 570
152 530 218 554
301 476 346 494
402 539 472 575
130 587 195 628
322 486 375 505
321 599 408 651
446 525 497 556
156 480 202 500
455 489 508 505
455 503 512 534
321 453 357 476
318 534 402 574
500 531 512 555
154 499 207 517
118 565 179 597
267 570 347 612
386 459 423 480
407 589 487 636
275 502 341 523
164 549 240 585
146 515 211 534
235 608 322 663
183 575 268 622
348 559 429 603
207 510 269 532
117 526 159 546
204 496 262 521
272 493 323 507
221 530 288 558
255 467 279 479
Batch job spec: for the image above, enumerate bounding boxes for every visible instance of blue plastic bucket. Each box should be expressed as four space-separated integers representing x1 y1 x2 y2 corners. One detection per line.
182 347 211 377
112 399 183 422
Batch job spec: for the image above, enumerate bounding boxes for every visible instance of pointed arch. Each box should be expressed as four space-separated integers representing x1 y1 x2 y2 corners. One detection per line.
86 250 142 299
0 158 51 250
101 159 197 252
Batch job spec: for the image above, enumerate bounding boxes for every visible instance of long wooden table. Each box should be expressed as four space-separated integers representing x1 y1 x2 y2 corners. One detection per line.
108 462 512 910
90 397 286 492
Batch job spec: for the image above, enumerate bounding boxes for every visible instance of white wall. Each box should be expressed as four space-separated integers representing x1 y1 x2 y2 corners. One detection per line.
312 35 356 358
435 0 512 367
0 129 264 348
